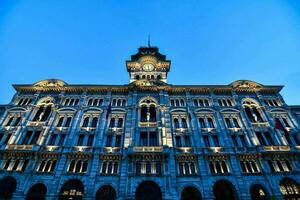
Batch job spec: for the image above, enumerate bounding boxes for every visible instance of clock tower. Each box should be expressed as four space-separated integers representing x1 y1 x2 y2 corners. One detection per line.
126 46 171 84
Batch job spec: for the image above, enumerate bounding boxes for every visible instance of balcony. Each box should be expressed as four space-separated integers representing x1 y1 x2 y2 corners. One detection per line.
175 147 193 154
263 145 290 151
174 128 189 133
227 127 242 132
102 147 121 154
44 145 63 152
80 127 96 132
6 144 40 151
139 121 158 127
72 146 93 153
133 146 163 153
252 122 269 128
200 128 216 133
27 121 45 127
107 127 123 133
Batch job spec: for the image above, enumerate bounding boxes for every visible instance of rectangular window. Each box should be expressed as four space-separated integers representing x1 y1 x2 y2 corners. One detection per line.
203 135 210 147
199 118 206 128
156 162 161 175
106 135 112 147
264 132 275 146
115 135 121 147
184 136 191 147
140 132 147 146
212 135 220 147
231 135 238 146
176 136 182 147
77 134 85 146
256 132 267 146
31 131 41 144
136 162 141 175
4 134 12 144
149 132 158 146
22 131 32 145
58 134 66 146
87 135 94 146
48 134 57 145
267 160 275 172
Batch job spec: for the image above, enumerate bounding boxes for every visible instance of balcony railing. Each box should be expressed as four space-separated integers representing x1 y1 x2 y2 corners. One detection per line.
6 144 40 151
252 122 269 127
102 147 121 154
133 146 163 152
139 121 158 127
263 145 290 151
27 121 45 126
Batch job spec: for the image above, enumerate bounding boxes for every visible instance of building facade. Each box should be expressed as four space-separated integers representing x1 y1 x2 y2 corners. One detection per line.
0 46 299 200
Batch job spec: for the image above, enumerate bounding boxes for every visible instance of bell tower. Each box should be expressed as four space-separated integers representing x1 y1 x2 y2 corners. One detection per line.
126 46 171 84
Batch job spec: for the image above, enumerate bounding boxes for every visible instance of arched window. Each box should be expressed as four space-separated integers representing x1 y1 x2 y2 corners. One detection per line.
59 179 84 200
112 99 117 106
13 117 21 126
180 99 185 106
0 176 17 199
279 178 300 199
140 105 148 122
207 118 215 128
136 75 140 80
157 75 161 80
175 100 180 107
181 118 188 128
122 99 126 106
117 99 121 107
26 183 47 200
181 186 202 200
109 118 115 128
213 180 238 200
250 184 269 200
139 98 157 123
151 75 155 79
95 185 116 200
194 99 198 106
117 118 123 128
57 117 64 127
243 99 264 123
82 117 89 127
33 98 54 122
65 117 72 127
135 181 162 200
91 117 98 128
174 118 179 129
149 105 156 122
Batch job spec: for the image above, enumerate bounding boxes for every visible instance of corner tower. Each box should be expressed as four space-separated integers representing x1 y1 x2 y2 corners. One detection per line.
126 46 171 84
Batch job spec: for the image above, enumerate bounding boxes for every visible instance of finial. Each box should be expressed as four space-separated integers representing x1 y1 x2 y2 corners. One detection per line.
148 34 151 47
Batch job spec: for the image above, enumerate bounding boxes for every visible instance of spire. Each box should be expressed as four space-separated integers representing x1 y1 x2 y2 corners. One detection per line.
148 34 151 47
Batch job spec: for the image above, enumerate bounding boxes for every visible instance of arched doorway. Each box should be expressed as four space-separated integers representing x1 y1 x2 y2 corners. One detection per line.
250 184 269 200
58 179 84 200
135 180 162 200
181 186 202 200
26 183 47 200
95 185 116 200
279 178 300 200
0 176 17 199
213 179 238 200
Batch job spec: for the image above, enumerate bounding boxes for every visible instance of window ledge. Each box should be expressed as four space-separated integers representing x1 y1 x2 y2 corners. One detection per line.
263 146 290 151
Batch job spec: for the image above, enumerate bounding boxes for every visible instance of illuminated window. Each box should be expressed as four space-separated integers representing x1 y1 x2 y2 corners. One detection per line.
37 159 57 172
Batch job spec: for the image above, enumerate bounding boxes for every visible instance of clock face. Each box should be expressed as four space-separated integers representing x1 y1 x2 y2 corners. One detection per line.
142 63 154 71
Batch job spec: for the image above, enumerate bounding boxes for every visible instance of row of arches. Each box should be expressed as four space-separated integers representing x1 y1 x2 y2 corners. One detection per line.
0 176 299 199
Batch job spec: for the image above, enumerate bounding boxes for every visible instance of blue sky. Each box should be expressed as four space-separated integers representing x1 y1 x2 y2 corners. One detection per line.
0 0 300 104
